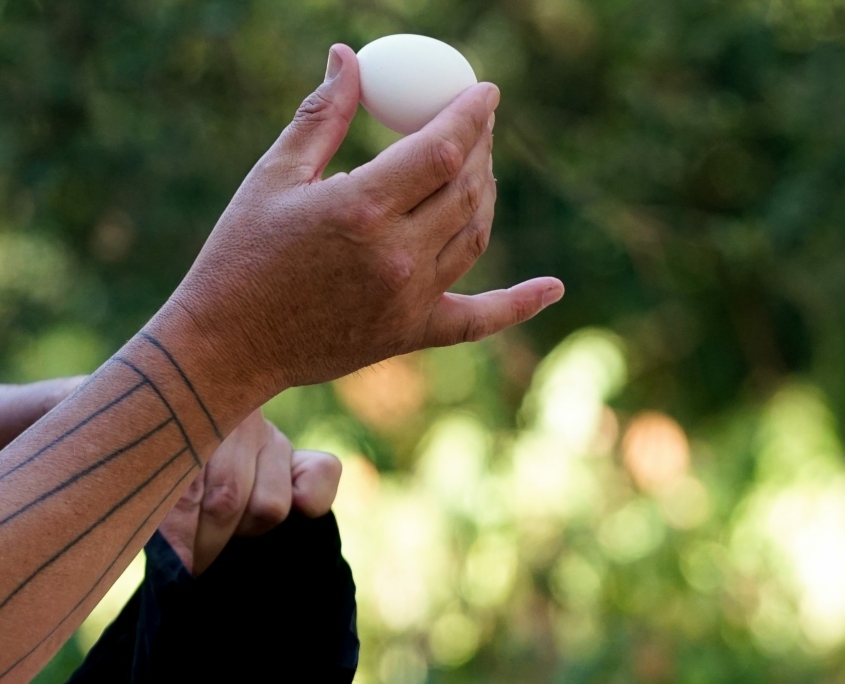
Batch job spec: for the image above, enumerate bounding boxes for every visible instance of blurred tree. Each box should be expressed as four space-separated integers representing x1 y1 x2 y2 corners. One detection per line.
3 0 845 682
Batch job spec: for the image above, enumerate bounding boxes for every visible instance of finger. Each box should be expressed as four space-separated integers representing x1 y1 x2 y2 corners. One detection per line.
350 82 499 214
264 44 360 185
409 124 493 247
291 450 342 518
432 177 496 288
194 409 267 574
235 423 293 537
422 277 565 348
157 469 205 573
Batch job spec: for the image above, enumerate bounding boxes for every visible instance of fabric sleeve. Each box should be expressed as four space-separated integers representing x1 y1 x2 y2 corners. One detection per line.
66 510 358 684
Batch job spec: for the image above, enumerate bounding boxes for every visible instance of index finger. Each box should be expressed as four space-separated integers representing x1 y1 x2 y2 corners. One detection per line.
350 82 499 214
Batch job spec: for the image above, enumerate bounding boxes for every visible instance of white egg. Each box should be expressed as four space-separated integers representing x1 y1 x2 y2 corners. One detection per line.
357 34 478 136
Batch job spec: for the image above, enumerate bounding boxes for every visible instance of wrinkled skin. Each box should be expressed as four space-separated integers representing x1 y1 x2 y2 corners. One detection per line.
169 44 563 395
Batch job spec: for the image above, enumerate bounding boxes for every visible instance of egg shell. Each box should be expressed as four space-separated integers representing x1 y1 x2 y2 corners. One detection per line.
357 34 478 136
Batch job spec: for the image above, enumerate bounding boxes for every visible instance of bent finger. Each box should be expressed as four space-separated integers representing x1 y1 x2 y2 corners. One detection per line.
0 375 87 450
157 468 205 574
236 424 293 537
433 177 496 288
409 125 493 248
194 409 266 574
291 450 342 518
350 83 498 215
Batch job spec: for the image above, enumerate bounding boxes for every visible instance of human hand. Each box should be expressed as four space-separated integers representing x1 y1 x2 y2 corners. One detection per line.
159 43 563 407
158 409 341 575
0 376 86 450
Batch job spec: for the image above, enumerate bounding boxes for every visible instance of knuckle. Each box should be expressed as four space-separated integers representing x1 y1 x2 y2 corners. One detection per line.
291 88 334 129
172 489 203 516
314 453 342 483
458 172 484 217
254 152 288 178
511 297 532 324
466 220 491 260
430 136 463 183
335 195 389 230
178 475 204 508
377 253 414 294
357 198 390 227
270 424 292 453
247 496 290 527
462 314 491 343
203 481 244 525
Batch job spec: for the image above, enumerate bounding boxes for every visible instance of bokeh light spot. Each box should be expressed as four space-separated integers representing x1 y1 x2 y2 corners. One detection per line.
334 354 426 432
462 533 519 608
429 612 481 667
623 412 690 494
378 643 427 684
599 499 666 563
550 553 603 609
416 414 490 513
658 476 711 529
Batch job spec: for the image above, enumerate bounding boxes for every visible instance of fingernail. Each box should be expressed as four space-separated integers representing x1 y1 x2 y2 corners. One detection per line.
489 154 493 173
488 112 495 131
325 47 342 82
486 85 500 111
541 286 564 308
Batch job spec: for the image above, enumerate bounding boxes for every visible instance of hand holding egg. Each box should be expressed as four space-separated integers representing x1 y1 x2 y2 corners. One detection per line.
176 40 561 392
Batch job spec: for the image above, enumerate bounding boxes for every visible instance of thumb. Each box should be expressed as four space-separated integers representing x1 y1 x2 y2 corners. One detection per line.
422 278 565 347
269 43 360 184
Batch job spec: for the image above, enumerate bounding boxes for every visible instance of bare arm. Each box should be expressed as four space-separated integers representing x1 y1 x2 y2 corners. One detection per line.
0 44 562 682
0 319 257 683
0 377 340 684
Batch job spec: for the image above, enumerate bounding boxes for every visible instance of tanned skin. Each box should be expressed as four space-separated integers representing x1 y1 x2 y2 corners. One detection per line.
0 44 563 682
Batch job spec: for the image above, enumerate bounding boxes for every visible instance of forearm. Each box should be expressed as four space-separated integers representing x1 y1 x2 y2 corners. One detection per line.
0 48 558 682
0 306 266 683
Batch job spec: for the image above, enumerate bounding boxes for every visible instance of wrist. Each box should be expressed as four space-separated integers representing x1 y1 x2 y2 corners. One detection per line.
139 294 288 437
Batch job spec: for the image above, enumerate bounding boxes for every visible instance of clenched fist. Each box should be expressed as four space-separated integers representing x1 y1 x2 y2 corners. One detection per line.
159 410 340 575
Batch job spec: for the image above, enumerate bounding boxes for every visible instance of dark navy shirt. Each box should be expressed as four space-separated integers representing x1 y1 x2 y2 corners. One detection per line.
67 511 358 683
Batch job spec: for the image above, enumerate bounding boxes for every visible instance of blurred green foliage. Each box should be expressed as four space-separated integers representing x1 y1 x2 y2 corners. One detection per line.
3 0 845 682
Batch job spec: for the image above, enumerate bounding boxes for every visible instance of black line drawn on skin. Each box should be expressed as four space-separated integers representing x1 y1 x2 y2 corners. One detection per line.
112 357 201 468
0 446 192 613
140 332 222 441
0 335 222 674
0 463 196 681
0 417 175 529
0 380 149 483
